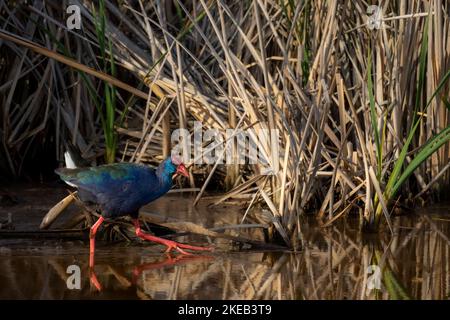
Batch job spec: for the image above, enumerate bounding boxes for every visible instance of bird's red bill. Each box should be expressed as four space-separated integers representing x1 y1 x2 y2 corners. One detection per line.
176 164 189 177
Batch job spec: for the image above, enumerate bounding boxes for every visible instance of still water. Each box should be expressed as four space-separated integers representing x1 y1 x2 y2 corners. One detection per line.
0 185 449 299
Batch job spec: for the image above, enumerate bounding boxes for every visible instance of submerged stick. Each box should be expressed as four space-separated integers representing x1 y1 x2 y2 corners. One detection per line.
139 211 287 250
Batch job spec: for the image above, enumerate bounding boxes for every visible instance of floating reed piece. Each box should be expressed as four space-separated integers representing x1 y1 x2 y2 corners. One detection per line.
39 192 76 229
0 1 449 237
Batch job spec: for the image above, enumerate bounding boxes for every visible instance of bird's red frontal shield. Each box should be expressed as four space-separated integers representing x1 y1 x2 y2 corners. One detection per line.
176 163 189 177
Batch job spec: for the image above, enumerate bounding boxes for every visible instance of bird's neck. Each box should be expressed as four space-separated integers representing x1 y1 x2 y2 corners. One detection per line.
156 164 173 188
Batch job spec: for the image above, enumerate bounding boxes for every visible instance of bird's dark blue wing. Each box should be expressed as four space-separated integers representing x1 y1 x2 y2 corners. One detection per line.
56 163 161 216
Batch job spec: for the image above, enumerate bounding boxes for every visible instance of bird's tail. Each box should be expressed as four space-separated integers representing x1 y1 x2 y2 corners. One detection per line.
63 142 91 169
59 151 78 187
64 151 77 169
60 144 83 187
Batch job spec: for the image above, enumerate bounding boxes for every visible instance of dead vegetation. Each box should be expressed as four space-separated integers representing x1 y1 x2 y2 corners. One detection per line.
0 1 449 238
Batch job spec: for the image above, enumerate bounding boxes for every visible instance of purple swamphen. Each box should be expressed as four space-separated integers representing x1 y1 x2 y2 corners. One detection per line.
55 156 211 271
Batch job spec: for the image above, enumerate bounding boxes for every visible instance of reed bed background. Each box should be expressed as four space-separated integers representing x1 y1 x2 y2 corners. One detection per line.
0 0 449 239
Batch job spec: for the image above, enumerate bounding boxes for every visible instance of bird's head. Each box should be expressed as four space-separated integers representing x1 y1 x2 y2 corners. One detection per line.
163 156 189 178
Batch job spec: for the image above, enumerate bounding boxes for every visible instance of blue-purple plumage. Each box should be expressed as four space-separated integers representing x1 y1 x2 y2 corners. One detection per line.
55 158 179 218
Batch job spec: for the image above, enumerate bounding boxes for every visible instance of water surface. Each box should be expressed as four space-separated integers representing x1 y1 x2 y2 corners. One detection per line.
0 185 449 299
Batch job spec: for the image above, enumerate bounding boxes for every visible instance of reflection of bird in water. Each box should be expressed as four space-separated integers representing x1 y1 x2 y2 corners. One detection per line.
56 151 212 290
132 254 215 284
88 254 215 292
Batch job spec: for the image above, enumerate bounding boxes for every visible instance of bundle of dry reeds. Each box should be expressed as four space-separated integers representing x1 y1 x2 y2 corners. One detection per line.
0 0 449 238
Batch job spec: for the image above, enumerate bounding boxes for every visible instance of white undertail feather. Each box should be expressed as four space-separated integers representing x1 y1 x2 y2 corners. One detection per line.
64 151 77 169
63 151 77 187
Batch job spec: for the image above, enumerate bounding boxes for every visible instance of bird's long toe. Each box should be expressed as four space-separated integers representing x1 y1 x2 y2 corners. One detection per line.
163 239 212 254
165 245 190 255
89 269 102 291
175 242 214 252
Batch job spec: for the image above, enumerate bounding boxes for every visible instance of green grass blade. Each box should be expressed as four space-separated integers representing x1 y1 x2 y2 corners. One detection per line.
413 16 429 122
382 16 430 201
442 97 450 111
384 66 450 202
391 124 450 196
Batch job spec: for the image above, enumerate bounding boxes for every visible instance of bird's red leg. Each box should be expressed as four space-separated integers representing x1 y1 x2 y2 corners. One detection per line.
89 216 104 291
133 219 212 254
89 216 104 267
89 269 102 291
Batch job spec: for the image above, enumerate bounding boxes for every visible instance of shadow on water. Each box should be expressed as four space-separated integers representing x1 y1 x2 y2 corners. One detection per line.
0 188 449 299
